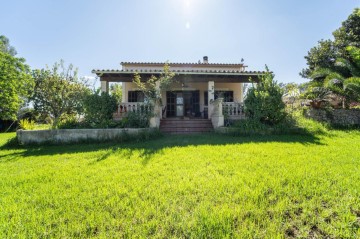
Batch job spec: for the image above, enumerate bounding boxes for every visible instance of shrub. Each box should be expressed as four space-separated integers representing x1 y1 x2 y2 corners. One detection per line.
244 67 286 125
302 87 333 108
350 102 360 109
230 110 330 136
31 61 90 127
124 110 151 128
55 116 125 129
18 107 38 122
55 114 85 129
292 109 330 134
19 119 35 130
83 91 117 128
55 113 127 130
232 119 269 135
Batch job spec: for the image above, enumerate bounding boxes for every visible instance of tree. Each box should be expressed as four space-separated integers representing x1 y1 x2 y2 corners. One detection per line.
244 67 286 125
280 83 301 108
110 83 122 104
83 90 117 127
300 40 337 79
31 60 89 126
133 63 175 105
302 87 333 108
310 46 360 108
301 8 360 108
280 82 300 95
0 35 17 56
333 8 360 51
0 51 33 120
301 8 360 79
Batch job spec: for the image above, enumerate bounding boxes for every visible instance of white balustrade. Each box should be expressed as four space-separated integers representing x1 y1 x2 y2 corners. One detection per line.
222 102 245 119
113 102 153 120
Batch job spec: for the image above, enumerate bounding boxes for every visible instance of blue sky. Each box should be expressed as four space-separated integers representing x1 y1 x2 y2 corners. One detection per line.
0 0 358 84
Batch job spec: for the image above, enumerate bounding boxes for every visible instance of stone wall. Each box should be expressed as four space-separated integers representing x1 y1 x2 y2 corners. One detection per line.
305 109 360 126
17 128 154 145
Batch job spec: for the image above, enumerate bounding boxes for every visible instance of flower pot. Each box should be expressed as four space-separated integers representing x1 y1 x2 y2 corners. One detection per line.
310 101 322 109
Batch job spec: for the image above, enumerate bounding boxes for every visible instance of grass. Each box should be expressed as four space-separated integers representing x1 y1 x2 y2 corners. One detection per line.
0 130 360 238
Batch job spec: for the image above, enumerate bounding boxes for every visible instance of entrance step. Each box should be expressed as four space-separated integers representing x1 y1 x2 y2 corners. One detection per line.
160 118 213 134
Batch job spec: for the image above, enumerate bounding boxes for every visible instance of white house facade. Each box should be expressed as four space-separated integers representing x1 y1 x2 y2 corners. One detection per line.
92 56 265 132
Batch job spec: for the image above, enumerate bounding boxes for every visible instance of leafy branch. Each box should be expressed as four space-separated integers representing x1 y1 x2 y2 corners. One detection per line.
133 63 176 105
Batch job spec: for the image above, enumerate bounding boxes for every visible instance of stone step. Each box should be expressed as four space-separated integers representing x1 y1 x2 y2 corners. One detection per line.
161 118 211 121
161 131 213 134
160 118 213 134
160 128 213 133
160 119 211 122
160 126 213 130
160 125 213 129
160 122 213 126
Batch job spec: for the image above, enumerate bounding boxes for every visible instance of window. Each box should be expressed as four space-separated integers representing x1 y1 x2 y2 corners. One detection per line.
216 91 234 102
204 91 233 106
166 91 176 117
128 91 145 102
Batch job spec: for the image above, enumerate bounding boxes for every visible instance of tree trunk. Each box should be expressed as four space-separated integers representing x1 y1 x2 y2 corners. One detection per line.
52 115 60 129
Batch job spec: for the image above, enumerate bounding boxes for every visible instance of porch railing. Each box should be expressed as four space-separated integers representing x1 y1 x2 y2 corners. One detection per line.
222 102 245 119
113 102 153 120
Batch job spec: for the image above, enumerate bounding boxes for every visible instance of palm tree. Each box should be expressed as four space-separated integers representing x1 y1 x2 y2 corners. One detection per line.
303 86 333 108
310 46 360 108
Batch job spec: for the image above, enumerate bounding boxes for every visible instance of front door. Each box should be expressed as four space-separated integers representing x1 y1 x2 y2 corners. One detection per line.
176 92 184 117
166 91 200 117
166 91 176 117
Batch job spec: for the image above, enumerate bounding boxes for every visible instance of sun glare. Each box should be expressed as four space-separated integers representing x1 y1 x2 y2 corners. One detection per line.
186 21 191 29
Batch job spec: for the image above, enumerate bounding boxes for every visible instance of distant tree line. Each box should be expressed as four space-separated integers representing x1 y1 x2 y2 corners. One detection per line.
301 8 360 108
0 35 122 130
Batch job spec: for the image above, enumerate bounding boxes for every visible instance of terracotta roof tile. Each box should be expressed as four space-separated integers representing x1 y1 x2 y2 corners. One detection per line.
120 61 246 66
91 69 266 74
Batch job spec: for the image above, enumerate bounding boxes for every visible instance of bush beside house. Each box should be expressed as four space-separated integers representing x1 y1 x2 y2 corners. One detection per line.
244 67 286 125
227 67 291 135
83 90 117 128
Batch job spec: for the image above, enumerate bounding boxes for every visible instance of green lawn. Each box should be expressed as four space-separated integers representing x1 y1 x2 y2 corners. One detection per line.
0 131 360 238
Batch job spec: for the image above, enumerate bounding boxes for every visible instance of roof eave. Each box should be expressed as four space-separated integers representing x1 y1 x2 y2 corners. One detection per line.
120 62 247 67
92 70 266 76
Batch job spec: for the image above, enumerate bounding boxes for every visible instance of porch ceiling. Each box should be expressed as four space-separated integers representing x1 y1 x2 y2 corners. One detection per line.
91 69 266 83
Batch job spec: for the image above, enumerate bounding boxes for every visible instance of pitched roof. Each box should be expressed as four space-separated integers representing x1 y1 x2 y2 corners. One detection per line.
92 69 266 83
92 69 265 75
120 62 247 67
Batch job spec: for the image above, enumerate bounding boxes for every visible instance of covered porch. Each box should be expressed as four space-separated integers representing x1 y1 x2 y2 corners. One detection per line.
92 69 264 128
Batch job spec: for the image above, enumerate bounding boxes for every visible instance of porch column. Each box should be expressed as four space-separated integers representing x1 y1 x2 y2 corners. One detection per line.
100 80 109 93
211 98 224 128
208 81 215 119
208 81 224 128
150 81 161 128
122 82 126 102
239 83 244 102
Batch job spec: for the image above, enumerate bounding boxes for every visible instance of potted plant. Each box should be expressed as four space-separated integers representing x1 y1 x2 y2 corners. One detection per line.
303 87 332 109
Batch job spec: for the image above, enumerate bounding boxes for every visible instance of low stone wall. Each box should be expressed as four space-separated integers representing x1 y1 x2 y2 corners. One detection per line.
214 127 237 134
305 109 360 126
17 128 153 145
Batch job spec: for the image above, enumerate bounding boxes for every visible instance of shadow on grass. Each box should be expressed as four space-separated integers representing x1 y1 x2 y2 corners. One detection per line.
88 147 158 166
0 132 325 165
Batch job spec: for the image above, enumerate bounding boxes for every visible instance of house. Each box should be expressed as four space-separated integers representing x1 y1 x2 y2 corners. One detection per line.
92 56 265 133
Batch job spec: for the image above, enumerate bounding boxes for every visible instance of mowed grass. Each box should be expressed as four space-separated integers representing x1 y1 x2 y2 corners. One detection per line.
0 131 360 238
